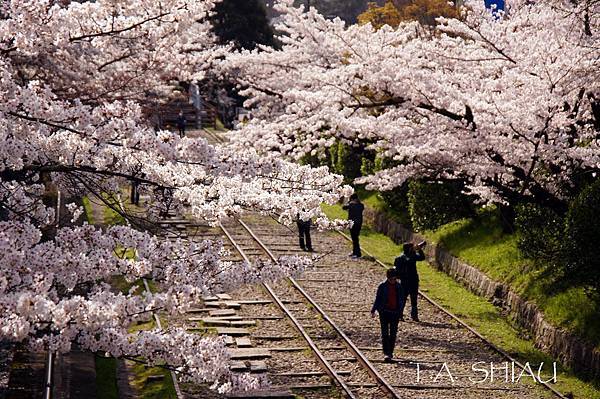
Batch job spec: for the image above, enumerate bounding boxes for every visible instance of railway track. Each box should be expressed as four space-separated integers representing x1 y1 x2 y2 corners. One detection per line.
162 217 350 398
239 215 563 399
193 127 565 398
156 208 562 398
5 127 564 398
220 218 399 398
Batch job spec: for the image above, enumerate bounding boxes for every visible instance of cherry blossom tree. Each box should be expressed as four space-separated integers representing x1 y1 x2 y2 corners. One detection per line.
0 0 350 391
226 0 600 212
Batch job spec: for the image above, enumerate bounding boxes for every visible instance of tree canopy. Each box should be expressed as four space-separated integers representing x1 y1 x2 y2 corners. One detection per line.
358 0 459 28
226 0 600 211
211 0 276 50
0 0 349 391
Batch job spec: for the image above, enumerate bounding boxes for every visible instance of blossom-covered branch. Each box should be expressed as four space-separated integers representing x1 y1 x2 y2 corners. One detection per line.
0 0 351 391
226 0 600 208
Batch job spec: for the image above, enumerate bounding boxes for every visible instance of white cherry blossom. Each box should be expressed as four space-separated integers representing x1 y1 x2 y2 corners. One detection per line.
0 0 351 391
226 0 600 209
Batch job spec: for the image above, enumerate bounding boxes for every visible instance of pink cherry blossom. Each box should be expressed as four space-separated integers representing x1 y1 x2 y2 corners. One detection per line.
0 0 351 391
226 0 599 207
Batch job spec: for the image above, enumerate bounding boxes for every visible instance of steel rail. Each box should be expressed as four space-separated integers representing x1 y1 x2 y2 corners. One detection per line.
232 219 401 399
116 194 184 399
334 230 568 399
218 221 358 399
199 124 567 398
43 352 55 399
43 189 62 399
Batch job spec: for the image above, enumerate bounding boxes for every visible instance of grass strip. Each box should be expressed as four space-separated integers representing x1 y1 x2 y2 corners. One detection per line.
86 195 178 398
82 196 94 225
129 320 178 399
422 210 600 346
95 355 118 399
323 203 600 398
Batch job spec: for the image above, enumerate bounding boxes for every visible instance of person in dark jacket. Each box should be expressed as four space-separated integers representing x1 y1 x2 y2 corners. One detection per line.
176 111 186 137
371 268 405 362
394 242 426 322
130 180 140 206
296 214 313 252
342 193 364 258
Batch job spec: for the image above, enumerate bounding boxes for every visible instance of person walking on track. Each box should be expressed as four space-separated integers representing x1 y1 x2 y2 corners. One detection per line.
296 214 313 252
371 268 404 362
394 241 426 322
176 110 186 138
343 193 364 258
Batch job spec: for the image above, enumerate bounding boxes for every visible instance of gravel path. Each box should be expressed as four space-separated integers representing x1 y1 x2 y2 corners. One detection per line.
240 214 555 399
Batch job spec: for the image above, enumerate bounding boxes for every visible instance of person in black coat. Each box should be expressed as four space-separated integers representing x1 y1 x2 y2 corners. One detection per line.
176 111 186 138
296 214 313 252
394 241 426 322
342 193 364 258
371 268 405 362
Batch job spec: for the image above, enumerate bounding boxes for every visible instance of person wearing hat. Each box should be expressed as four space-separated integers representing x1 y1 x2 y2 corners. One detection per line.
371 268 405 362
394 241 426 322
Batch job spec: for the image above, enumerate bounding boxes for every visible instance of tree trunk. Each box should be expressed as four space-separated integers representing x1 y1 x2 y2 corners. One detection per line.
498 204 516 233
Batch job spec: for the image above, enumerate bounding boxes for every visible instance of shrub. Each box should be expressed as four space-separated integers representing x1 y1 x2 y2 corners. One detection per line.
378 184 412 226
514 203 564 267
563 179 600 301
407 180 473 231
328 141 363 181
299 150 328 168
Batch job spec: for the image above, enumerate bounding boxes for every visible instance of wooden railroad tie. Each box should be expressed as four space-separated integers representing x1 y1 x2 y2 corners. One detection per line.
209 309 237 317
215 327 250 336
254 335 296 341
227 348 271 360
235 337 252 348
226 389 295 398
205 301 241 309
237 300 272 305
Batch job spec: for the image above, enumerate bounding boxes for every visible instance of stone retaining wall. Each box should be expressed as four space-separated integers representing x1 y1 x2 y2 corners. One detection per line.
365 208 600 378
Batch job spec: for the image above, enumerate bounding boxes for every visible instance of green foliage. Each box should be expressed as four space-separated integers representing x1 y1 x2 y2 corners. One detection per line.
328 141 363 181
378 185 411 227
320 202 600 398
407 180 473 231
515 203 564 267
360 154 412 224
360 157 374 176
300 151 325 168
299 154 321 168
95 355 118 399
210 0 275 50
81 196 94 224
563 180 600 302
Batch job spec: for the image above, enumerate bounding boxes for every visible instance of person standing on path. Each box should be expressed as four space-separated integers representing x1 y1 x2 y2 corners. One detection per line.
176 110 186 138
343 193 364 258
394 241 426 322
371 268 405 362
296 214 313 252
130 180 140 206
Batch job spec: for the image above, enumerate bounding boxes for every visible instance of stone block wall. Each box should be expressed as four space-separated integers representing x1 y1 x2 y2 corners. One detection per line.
365 208 600 378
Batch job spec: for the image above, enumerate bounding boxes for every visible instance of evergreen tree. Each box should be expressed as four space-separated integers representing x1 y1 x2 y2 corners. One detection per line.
211 0 276 50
